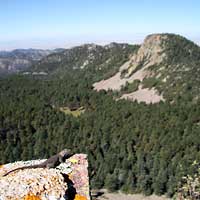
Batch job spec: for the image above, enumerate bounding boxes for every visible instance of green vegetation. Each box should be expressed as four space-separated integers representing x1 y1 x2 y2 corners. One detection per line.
1 74 200 198
142 77 159 89
31 43 139 82
163 34 200 65
1 34 200 198
121 80 141 93
59 106 85 117
140 34 200 102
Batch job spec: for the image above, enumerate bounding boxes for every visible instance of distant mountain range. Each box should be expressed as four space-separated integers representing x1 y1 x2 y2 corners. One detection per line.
27 33 200 103
0 48 65 74
30 43 138 79
1 33 200 197
1 33 200 103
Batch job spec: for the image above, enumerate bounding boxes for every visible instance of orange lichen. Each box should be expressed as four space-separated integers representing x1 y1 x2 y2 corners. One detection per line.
68 173 73 180
23 194 41 200
74 194 87 200
0 164 4 168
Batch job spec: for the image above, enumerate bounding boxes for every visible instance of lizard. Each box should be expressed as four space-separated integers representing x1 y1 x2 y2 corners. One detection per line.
3 149 74 176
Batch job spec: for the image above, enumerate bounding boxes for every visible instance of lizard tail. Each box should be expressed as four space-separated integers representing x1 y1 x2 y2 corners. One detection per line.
3 164 41 176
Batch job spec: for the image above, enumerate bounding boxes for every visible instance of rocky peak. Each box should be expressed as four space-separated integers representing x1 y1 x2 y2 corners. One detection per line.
83 43 99 51
122 34 168 78
94 33 200 103
138 34 166 60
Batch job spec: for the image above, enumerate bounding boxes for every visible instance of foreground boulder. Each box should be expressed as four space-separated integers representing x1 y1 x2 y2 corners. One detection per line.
0 154 90 200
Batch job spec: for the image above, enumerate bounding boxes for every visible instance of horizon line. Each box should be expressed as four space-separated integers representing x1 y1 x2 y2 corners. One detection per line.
0 33 199 51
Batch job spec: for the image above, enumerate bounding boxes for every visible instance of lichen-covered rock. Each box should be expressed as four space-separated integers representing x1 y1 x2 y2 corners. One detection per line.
68 154 90 199
0 154 90 200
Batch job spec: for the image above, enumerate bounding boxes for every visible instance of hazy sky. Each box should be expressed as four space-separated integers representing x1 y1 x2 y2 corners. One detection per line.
0 0 200 50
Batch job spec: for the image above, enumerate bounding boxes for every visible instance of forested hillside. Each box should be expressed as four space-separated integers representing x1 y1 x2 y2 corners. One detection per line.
30 43 139 81
1 34 200 197
94 34 200 103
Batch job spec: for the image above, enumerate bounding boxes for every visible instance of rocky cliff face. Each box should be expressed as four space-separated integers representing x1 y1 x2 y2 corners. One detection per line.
94 33 200 103
122 34 166 78
93 34 167 92
0 154 90 200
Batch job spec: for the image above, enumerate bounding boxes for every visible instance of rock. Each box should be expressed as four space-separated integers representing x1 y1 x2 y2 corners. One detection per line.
0 154 90 200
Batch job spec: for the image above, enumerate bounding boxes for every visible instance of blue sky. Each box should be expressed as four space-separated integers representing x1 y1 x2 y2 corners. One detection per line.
0 0 200 50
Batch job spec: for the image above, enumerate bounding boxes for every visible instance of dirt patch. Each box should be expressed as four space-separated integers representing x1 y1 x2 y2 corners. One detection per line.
120 86 164 104
93 72 126 91
94 190 170 200
93 64 149 91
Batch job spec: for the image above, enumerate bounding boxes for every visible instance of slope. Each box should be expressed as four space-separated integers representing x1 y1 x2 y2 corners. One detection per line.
94 33 200 103
30 43 139 81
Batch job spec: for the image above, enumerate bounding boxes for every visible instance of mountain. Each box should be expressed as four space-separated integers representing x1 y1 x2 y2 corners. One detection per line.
0 48 65 74
94 33 200 103
1 33 200 198
29 33 200 103
30 43 139 81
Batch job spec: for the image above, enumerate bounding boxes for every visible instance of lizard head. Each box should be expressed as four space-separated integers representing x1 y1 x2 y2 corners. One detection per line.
59 149 74 159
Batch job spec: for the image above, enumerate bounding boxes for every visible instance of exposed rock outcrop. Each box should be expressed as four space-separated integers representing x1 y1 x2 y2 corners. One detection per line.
0 154 90 200
93 34 167 90
119 86 164 104
93 34 167 103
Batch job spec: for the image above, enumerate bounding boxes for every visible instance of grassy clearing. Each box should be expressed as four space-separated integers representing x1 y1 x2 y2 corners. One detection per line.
59 106 85 117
